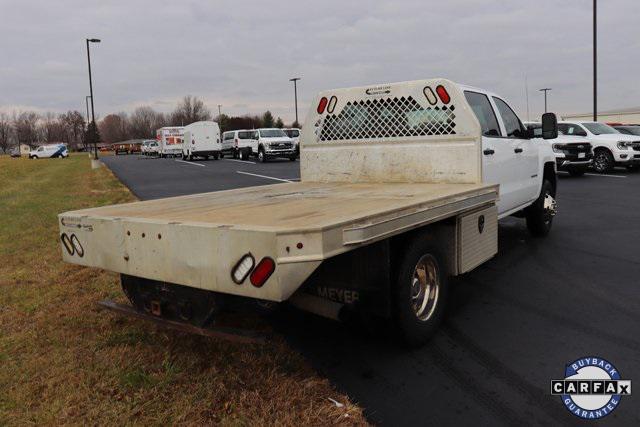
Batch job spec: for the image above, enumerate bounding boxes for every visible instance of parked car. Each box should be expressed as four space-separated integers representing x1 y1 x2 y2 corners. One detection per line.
182 121 231 160
140 140 155 155
113 143 130 155
147 141 160 156
255 128 297 162
612 125 640 137
283 128 301 156
10 148 21 158
29 144 68 159
223 130 259 160
557 121 640 173
525 122 593 176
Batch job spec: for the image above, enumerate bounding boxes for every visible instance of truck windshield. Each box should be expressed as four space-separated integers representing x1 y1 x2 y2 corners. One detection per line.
582 122 618 135
260 129 286 138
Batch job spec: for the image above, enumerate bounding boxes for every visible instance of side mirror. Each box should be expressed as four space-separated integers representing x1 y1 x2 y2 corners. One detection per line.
542 112 558 139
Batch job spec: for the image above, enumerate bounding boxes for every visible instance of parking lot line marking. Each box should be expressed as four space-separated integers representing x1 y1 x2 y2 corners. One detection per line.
223 158 257 165
584 173 626 178
175 159 205 167
236 171 293 183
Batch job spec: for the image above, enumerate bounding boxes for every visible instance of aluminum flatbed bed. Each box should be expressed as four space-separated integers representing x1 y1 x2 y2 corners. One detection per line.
59 181 497 301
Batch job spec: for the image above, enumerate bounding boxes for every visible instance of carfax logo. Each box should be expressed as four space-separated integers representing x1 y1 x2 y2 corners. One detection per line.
551 356 632 419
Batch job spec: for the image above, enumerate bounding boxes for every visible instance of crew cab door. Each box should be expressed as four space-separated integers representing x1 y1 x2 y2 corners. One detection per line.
491 96 539 205
464 91 520 215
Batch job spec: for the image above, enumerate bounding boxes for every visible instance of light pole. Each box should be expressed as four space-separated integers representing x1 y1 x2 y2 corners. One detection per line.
85 95 91 124
289 77 300 126
86 38 100 160
593 0 597 121
539 88 552 113
218 104 222 117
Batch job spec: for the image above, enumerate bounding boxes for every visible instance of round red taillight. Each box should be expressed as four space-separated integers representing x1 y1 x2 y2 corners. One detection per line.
317 97 328 114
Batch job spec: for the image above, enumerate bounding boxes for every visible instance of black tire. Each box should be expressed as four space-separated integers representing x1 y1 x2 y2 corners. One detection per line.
213 153 219 160
258 147 267 163
289 154 297 161
568 168 586 177
392 237 448 347
526 179 556 237
593 149 614 173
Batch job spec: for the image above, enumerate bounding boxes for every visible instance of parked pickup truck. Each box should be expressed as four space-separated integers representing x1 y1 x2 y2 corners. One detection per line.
58 79 558 346
558 121 640 173
525 121 593 176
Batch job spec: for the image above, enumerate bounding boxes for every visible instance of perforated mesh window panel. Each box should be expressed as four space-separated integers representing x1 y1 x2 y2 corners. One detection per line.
314 96 456 142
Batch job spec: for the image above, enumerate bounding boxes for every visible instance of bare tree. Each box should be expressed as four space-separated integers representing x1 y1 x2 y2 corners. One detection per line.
59 111 86 150
40 112 67 143
170 95 211 126
0 113 12 153
13 111 40 147
98 113 129 144
129 106 166 138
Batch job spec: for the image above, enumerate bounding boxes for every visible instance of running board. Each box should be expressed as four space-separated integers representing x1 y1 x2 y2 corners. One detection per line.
97 300 266 344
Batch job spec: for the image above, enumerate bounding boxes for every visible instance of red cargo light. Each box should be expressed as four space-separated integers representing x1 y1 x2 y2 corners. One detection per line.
435 85 450 104
250 257 275 287
317 97 328 114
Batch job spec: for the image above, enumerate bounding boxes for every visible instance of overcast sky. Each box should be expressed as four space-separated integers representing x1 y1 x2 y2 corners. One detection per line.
0 0 638 122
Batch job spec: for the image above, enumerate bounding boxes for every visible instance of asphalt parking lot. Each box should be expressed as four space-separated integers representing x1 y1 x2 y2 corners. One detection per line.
103 154 640 426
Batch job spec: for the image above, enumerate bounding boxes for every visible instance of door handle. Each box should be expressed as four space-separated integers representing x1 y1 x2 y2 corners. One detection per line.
483 149 495 155
514 147 523 153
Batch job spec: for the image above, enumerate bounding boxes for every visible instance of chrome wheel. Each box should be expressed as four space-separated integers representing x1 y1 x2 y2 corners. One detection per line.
410 255 440 322
543 192 557 224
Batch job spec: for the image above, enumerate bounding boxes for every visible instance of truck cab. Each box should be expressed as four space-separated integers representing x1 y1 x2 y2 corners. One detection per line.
255 128 297 162
558 121 640 173
460 86 557 218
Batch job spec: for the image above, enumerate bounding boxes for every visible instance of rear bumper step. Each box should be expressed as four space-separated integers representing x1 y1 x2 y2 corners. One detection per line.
97 300 266 344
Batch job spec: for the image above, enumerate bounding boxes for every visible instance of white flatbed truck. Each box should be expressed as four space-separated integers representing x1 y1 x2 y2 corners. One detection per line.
59 79 559 345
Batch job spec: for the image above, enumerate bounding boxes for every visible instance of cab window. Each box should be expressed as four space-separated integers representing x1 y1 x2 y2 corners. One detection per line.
492 97 526 138
558 123 587 137
463 91 502 137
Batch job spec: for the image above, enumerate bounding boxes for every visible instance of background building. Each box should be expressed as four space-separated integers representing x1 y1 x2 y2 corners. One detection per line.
562 107 640 124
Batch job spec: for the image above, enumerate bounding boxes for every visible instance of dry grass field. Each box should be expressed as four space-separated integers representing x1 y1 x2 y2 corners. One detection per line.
0 154 366 425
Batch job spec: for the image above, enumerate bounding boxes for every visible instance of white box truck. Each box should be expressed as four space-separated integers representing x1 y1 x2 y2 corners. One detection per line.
181 121 231 161
156 126 184 158
59 78 559 346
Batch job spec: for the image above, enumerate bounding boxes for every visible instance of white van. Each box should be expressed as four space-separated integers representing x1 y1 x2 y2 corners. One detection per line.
29 144 68 159
223 130 259 160
182 121 230 160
